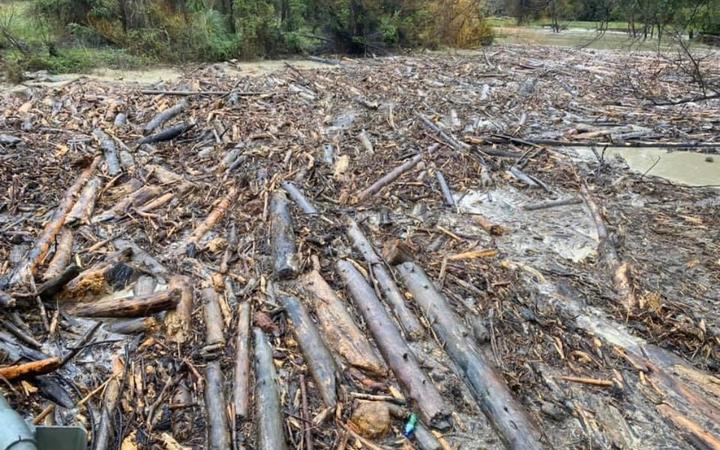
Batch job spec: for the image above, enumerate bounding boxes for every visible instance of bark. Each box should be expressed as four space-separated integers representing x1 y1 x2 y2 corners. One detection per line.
137 122 194 146
164 275 193 343
357 153 423 201
0 357 60 380
93 128 121 176
270 191 299 279
70 289 179 318
66 177 102 225
281 295 338 408
336 261 448 426
254 327 288 450
397 262 545 450
205 360 231 450
42 228 73 281
95 355 125 450
144 100 187 134
297 270 387 375
281 181 318 214
234 302 251 419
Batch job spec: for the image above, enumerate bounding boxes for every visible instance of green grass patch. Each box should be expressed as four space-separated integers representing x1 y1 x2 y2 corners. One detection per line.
4 47 149 74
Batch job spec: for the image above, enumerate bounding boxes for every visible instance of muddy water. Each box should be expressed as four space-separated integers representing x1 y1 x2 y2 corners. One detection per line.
603 147 719 186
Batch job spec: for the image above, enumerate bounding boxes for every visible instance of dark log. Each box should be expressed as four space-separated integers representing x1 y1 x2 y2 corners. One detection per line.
397 262 545 450
95 355 124 450
38 264 80 300
254 327 288 450
435 170 455 207
270 191 299 279
104 317 158 335
93 129 121 176
0 318 41 349
414 422 444 450
346 219 423 339
144 100 187 134
297 271 387 375
165 275 193 343
205 360 231 450
234 302 251 420
337 261 448 426
0 357 60 380
43 228 73 281
357 153 423 201
281 181 318 214
137 122 195 146
281 296 337 408
70 289 179 318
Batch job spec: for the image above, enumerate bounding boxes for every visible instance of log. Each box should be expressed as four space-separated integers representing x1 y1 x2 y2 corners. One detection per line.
418 114 470 151
281 181 318 214
140 89 269 96
104 317 158 335
93 129 121 176
113 239 169 276
346 219 423 339
8 156 101 287
435 170 455 207
137 192 174 213
137 122 194 146
202 288 225 348
382 239 415 265
523 197 583 211
42 228 73 281
397 262 544 450
657 404 720 450
92 185 162 222
471 214 505 236
357 153 423 201
234 302 251 419
147 164 194 193
0 291 15 308
95 355 125 450
144 100 187 134
70 289 179 318
164 276 193 343
66 177 102 225
270 191 299 279
336 261 448 426
297 271 387 375
205 360 231 450
254 327 288 450
281 296 338 408
57 251 133 303
181 186 238 255
0 357 60 380
38 264 80 300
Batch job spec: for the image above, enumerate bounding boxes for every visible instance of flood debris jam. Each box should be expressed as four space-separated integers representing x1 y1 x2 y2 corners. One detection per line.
0 45 719 450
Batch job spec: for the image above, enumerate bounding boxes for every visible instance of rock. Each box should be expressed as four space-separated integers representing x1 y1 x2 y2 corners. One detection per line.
351 401 391 438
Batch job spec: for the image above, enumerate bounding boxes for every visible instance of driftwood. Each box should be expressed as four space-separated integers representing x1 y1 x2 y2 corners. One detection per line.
270 191 299 279
281 181 318 214
435 170 455 207
92 185 162 223
205 360 231 450
346 218 423 339
0 357 60 380
0 291 15 308
140 89 270 96
382 239 415 265
38 264 80 300
70 289 179 318
66 177 102 225
202 288 225 350
164 275 193 343
473 134 720 149
137 192 175 213
57 250 133 302
418 114 470 151
181 186 238 255
8 156 101 287
42 228 73 281
397 262 545 450
281 295 338 408
297 270 387 375
254 327 288 450
523 197 583 211
137 122 195 146
147 164 194 193
144 101 187 134
95 355 125 450
357 153 423 201
234 302 251 419
105 317 158 334
337 260 448 426
113 239 169 276
93 129 121 176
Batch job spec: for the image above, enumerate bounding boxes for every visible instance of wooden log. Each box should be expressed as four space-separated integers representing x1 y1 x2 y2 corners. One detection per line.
70 289 179 318
137 192 175 214
8 156 101 287
270 191 299 279
147 164 194 193
42 228 73 281
38 264 80 300
523 197 583 211
657 404 720 450
66 177 102 225
471 214 505 236
337 261 448 426
113 239 169 276
281 296 338 408
181 186 238 255
140 89 270 96
346 219 423 339
418 114 470 151
144 100 187 134
357 153 423 201
297 270 387 375
0 291 15 308
435 170 455 207
0 357 60 380
254 327 288 450
414 422 444 450
234 302 251 420
281 181 318 214
137 122 194 146
57 250 133 302
165 275 193 343
205 360 231 450
104 317 158 335
93 129 121 176
397 262 544 450
382 239 415 265
202 288 225 347
92 185 162 223
95 355 125 450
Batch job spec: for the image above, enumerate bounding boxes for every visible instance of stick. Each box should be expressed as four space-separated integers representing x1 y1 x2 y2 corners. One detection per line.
42 229 74 281
95 355 125 450
337 261 448 426
418 114 470 151
144 100 187 134
281 296 338 408
94 129 121 176
234 302 251 419
397 263 544 450
66 177 102 225
357 153 423 201
205 360 232 450
254 328 288 450
140 89 270 96
0 357 60 380
523 197 583 211
435 171 455 207
556 375 613 387
281 181 318 214
300 375 314 450
270 191 299 279
70 289 179 318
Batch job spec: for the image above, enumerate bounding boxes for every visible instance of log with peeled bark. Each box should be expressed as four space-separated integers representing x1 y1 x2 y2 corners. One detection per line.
0 357 60 381
66 177 102 225
38 264 80 300
270 190 299 279
357 153 423 202
180 186 238 256
70 289 179 318
57 250 133 303
281 295 338 409
202 288 225 349
92 185 162 223
137 122 195 146
144 100 188 134
234 302 251 420
297 270 387 375
95 355 125 450
205 360 231 450
164 275 193 343
336 260 448 426
93 129 121 176
104 317 159 334
8 156 101 287
42 228 73 281
281 181 318 214
147 164 194 193
254 327 288 450
346 218 423 339
397 262 545 450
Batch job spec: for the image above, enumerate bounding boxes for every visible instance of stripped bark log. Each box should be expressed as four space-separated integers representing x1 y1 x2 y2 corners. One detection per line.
281 295 338 408
205 360 231 450
137 192 174 214
147 164 194 193
435 170 455 207
137 122 194 146
42 228 73 281
254 327 288 450
66 177 102 225
180 186 238 255
95 355 125 450
270 191 299 279
8 156 101 287
281 181 318 214
164 275 193 343
337 260 448 425
70 289 179 318
397 262 545 450
357 153 423 202
234 302 251 419
346 218 423 339
144 101 187 134
202 288 225 349
38 264 80 300
297 270 387 375
0 357 60 380
93 129 121 176
92 185 162 223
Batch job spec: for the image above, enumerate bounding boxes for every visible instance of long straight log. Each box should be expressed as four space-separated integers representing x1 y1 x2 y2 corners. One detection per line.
346 219 423 339
234 302 251 420
66 177 102 225
42 228 73 281
93 129 121 176
205 360 231 450
254 328 288 450
165 276 193 343
95 355 125 450
202 288 225 347
8 156 101 287
397 262 545 450
71 289 179 318
281 181 318 214
0 357 60 380
336 261 448 426
281 296 337 408
357 153 423 201
297 271 387 375
144 101 187 134
270 191 299 279
137 122 195 146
